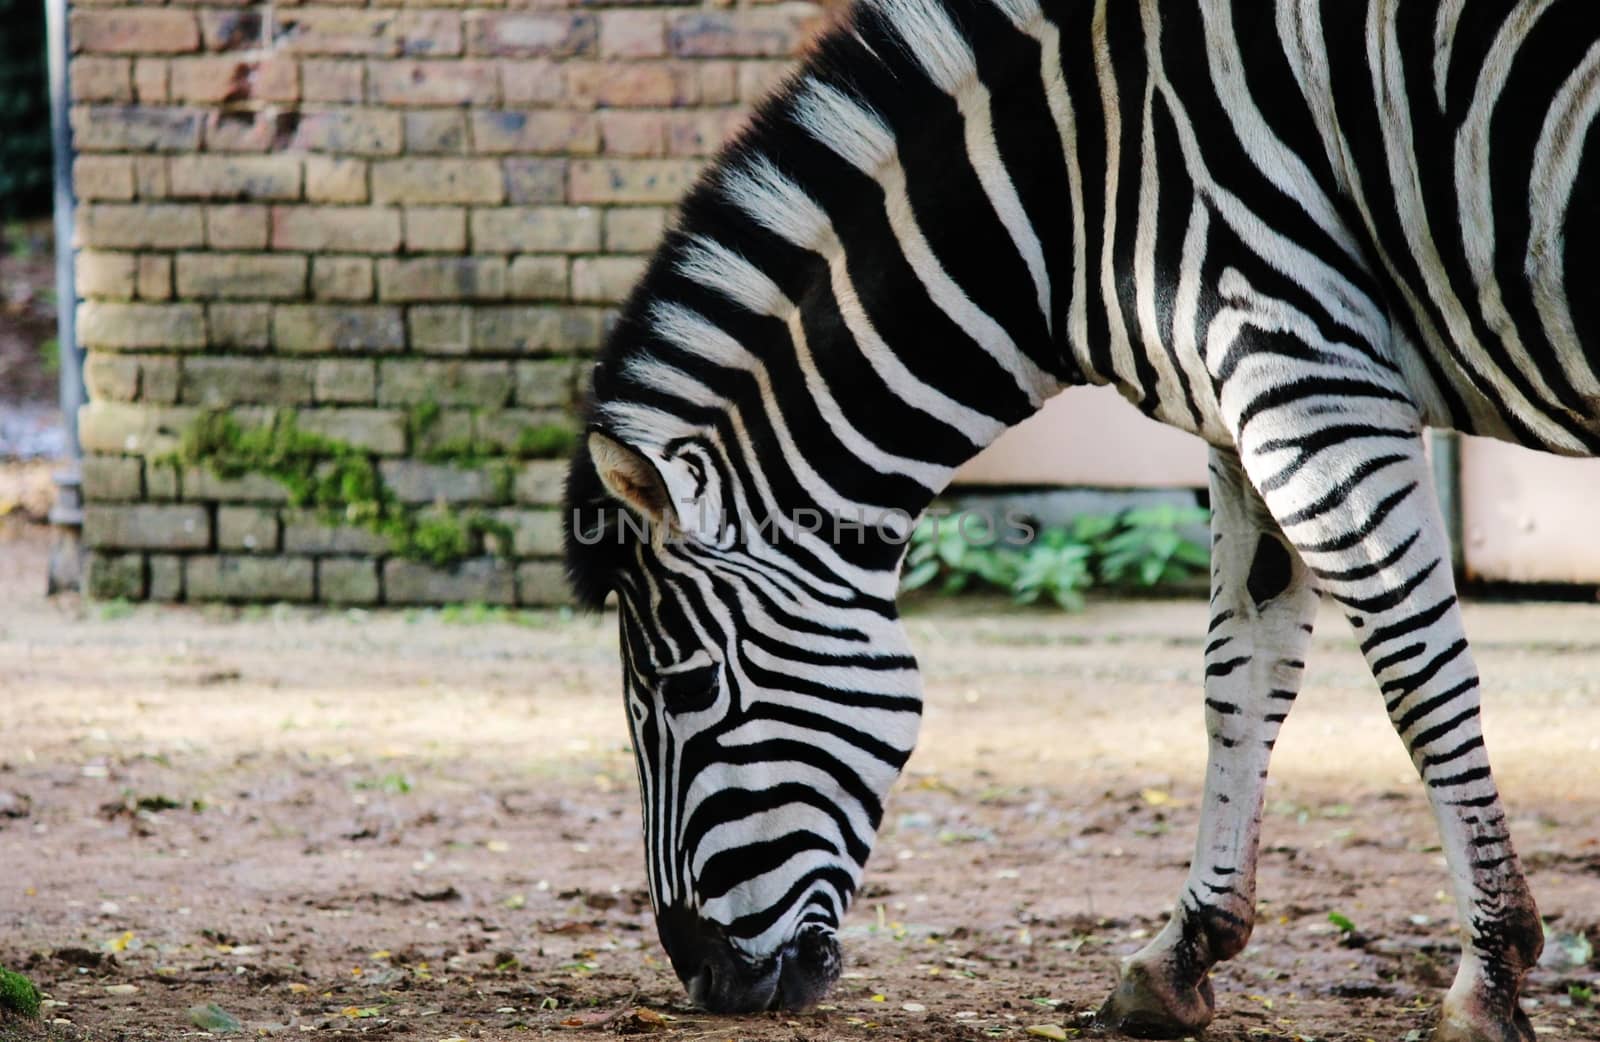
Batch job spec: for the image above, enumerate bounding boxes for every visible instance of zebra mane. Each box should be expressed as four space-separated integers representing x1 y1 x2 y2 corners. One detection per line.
564 0 981 607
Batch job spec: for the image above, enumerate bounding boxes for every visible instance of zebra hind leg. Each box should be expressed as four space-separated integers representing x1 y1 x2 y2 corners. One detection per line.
1097 449 1320 1038
1238 423 1540 1042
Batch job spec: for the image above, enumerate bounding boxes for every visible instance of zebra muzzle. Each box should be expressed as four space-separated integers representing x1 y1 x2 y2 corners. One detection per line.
658 908 841 1013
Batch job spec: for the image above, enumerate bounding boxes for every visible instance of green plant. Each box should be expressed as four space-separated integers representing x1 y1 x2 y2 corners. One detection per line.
900 505 1209 610
0 965 40 1019
171 410 519 568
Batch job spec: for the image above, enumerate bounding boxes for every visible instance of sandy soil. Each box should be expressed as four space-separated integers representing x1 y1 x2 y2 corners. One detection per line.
1 519 1597 1041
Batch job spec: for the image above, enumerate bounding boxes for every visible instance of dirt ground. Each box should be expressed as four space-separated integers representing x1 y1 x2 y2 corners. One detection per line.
1 519 1597 1042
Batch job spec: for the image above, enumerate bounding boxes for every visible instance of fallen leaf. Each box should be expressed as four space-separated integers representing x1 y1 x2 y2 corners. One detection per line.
103 931 135 953
1140 788 1172 807
188 1002 242 1034
104 984 138 995
1025 1027 1068 1041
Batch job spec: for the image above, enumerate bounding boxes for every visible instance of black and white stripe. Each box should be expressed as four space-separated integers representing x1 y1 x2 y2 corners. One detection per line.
566 1 1589 1032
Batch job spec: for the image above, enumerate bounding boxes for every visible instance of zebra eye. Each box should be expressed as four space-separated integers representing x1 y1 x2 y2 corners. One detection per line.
655 659 720 713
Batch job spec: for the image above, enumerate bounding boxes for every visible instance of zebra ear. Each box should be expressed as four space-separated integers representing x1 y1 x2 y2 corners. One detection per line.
588 432 678 527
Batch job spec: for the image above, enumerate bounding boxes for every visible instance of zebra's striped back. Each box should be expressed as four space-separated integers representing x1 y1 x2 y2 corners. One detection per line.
565 0 1600 1016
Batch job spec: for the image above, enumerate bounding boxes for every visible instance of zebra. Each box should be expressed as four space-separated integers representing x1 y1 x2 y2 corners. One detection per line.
563 0 1598 1037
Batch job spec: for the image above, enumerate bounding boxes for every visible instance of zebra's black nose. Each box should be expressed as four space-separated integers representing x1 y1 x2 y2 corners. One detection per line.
656 908 841 1013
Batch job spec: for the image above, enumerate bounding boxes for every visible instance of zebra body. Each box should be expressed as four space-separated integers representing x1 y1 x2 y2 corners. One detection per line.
565 2 1596 1037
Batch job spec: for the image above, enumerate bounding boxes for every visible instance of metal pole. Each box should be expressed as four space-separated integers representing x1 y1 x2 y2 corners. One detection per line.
45 0 84 594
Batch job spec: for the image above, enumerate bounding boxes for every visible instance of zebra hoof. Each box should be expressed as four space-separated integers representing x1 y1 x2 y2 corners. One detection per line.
1094 960 1215 1039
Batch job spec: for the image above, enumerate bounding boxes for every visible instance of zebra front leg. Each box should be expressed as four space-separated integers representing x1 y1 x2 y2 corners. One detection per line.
1098 449 1320 1038
1238 421 1540 1042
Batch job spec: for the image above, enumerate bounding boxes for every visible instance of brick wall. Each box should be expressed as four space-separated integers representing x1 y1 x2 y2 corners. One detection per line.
69 0 831 604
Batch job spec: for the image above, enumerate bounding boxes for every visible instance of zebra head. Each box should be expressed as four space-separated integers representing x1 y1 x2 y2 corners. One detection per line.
564 429 925 1012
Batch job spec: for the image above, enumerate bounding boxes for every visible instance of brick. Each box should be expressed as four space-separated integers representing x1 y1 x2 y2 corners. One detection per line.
376 256 507 301
319 559 381 604
470 206 600 253
72 11 201 54
273 305 405 353
200 9 263 52
74 156 136 201
272 206 402 252
403 207 466 251
184 466 290 503
603 207 669 252
571 256 647 304
412 408 473 457
379 460 504 504
296 409 408 454
739 60 793 103
169 58 297 104
515 359 578 409
501 59 565 106
137 255 173 300
133 59 168 104
384 558 515 606
79 302 206 350
466 13 597 58
471 306 605 353
83 456 145 502
314 360 377 403
475 408 572 453
471 110 597 156
372 159 502 204
72 106 202 152
396 12 464 57
72 58 133 103
517 561 573 606
209 304 273 350
145 462 181 501
84 354 141 401
183 358 314 405
86 553 145 601
599 110 665 156
85 504 210 551
77 204 204 250
306 156 369 203
187 555 315 602
302 60 365 103
140 357 181 403
284 514 390 555
291 109 403 155
201 110 288 153
509 256 568 300
368 60 499 106
404 110 466 153
275 11 407 57
699 61 738 105
408 306 470 353
600 10 666 59
148 555 183 602
217 506 279 553
176 253 307 299
492 509 563 557
312 257 375 301
667 109 746 156
567 62 697 107
513 460 565 505
378 359 512 406
77 252 137 299
132 156 169 198
667 8 822 58
205 205 270 249
170 156 303 200
569 159 700 203
503 159 566 204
